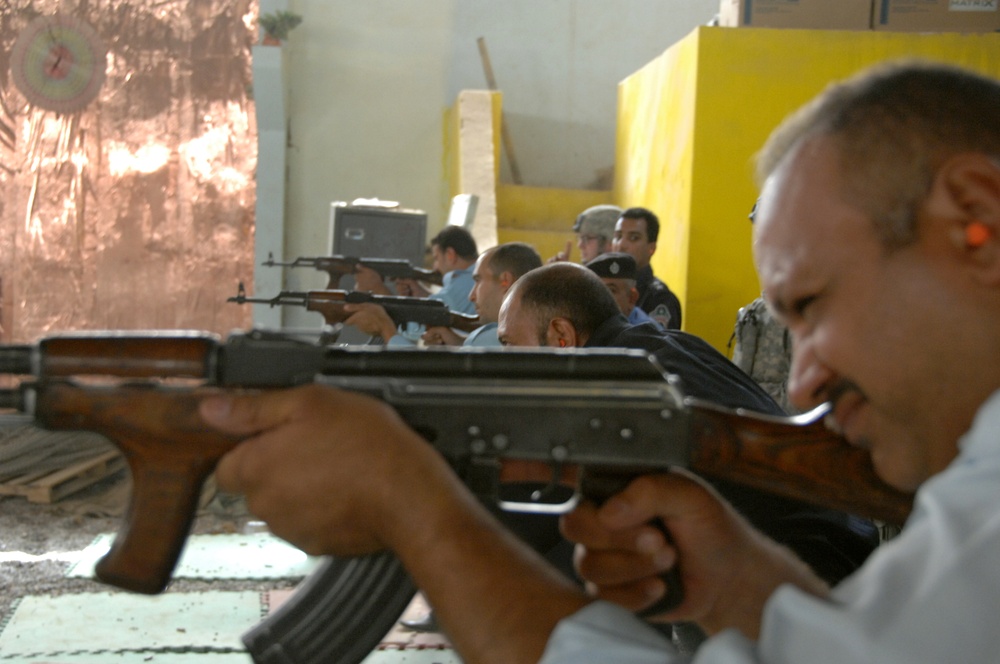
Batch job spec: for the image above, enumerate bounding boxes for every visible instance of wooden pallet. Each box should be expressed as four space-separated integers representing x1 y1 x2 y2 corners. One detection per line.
0 450 125 503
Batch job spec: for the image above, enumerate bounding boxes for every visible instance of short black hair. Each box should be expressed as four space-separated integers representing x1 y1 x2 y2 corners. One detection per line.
620 207 660 243
514 263 621 340
431 226 478 260
489 242 543 281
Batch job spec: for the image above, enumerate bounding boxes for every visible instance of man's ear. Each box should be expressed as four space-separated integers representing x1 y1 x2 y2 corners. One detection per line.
545 317 579 348
928 154 1000 285
498 271 515 290
628 285 640 307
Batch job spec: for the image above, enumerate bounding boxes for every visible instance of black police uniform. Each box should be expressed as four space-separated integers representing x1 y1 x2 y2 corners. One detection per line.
636 264 682 330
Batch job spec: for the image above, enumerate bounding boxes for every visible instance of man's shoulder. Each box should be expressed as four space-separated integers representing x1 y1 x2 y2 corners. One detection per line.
635 328 783 415
638 276 681 330
444 265 475 284
435 268 476 314
463 322 500 347
627 307 659 329
646 275 676 298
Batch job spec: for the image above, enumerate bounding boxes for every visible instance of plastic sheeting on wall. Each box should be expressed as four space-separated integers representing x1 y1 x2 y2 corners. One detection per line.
0 0 258 342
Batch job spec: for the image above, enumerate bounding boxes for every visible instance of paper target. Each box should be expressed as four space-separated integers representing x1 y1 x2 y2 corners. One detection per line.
9 14 107 113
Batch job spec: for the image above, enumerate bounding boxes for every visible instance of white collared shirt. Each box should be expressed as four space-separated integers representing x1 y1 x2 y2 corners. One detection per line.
542 389 1000 663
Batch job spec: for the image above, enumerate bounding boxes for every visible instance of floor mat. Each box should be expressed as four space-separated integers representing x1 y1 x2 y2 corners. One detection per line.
0 591 259 659
0 655 251 663
0 655 460 664
0 591 460 663
66 532 320 580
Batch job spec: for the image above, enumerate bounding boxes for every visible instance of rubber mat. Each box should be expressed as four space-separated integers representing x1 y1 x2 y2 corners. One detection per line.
0 591 260 659
0 590 460 663
0 654 251 663
66 532 320 580
363 652 462 663
0 655 460 664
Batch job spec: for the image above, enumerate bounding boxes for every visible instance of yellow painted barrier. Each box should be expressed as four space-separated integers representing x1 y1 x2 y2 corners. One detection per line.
616 26 1000 352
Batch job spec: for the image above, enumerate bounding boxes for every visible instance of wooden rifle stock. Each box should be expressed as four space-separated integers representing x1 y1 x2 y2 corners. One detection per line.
687 401 911 524
34 383 241 594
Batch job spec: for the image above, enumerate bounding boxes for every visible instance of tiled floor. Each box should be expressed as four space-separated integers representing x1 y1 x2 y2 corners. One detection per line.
65 532 321 580
0 533 459 663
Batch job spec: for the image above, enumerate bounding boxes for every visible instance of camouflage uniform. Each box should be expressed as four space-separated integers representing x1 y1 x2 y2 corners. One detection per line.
731 296 796 414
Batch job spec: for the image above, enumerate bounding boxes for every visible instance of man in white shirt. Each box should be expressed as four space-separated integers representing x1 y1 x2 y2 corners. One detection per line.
203 60 1000 663
546 59 1000 662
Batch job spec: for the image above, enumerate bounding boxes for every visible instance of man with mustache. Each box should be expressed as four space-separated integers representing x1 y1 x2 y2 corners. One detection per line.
202 60 1000 662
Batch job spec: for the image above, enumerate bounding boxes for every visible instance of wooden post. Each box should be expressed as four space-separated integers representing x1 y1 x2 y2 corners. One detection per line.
476 36 523 185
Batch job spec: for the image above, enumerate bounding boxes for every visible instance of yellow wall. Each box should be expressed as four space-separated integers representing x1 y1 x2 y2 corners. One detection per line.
496 183 613 261
616 26 1000 352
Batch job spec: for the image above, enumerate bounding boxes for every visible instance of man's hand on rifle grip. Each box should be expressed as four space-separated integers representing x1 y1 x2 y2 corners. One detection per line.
562 470 830 639
422 326 465 346
343 302 398 341
394 278 430 298
353 264 392 295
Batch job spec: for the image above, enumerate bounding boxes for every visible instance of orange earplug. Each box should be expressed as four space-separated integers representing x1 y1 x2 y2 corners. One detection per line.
966 221 992 248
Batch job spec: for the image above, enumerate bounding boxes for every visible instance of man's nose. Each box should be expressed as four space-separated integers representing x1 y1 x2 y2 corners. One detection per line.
787 341 833 412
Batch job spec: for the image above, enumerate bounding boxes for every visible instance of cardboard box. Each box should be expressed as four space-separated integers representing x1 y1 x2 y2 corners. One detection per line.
719 0 873 30
873 0 1000 32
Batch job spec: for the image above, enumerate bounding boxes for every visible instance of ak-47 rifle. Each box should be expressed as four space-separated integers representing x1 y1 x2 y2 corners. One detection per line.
263 251 444 289
228 283 481 334
0 329 913 664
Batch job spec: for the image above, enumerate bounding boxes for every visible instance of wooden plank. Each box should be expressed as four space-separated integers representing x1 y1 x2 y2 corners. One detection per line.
476 36 522 185
0 450 124 503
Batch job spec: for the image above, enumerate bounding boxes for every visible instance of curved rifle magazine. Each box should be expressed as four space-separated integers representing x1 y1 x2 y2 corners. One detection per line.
243 552 417 664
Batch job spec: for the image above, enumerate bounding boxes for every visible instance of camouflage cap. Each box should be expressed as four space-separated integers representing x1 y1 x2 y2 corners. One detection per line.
585 252 637 280
572 204 623 241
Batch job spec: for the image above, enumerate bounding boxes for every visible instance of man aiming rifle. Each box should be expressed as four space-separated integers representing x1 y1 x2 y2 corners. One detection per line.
201 60 1000 662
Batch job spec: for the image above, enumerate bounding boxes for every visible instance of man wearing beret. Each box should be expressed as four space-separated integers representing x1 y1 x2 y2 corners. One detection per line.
585 252 663 330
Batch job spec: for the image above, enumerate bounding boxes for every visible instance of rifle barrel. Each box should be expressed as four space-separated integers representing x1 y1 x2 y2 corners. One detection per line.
228 292 311 306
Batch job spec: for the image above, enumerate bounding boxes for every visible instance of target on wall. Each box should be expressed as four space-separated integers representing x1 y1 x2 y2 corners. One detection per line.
9 14 108 114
